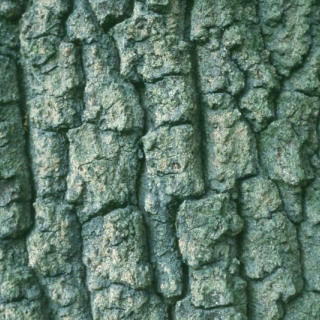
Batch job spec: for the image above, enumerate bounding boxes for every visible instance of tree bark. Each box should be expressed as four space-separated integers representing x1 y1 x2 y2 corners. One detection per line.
0 0 320 319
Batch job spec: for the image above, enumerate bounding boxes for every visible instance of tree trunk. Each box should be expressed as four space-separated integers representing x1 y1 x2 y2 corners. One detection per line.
1 0 320 319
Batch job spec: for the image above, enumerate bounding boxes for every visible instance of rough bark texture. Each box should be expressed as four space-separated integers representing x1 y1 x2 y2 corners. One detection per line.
0 0 320 319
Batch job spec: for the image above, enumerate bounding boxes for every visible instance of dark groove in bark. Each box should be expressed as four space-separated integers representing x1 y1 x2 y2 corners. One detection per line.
15 7 52 318
18 66 53 320
132 81 161 301
186 0 208 192
16 54 35 237
168 304 175 320
65 3 93 316
234 180 250 319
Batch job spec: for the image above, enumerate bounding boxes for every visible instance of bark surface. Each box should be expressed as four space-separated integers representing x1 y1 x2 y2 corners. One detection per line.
1 0 320 319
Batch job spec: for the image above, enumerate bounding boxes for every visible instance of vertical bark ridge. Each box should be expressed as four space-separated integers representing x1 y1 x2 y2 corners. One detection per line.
0 1 48 318
20 1 92 318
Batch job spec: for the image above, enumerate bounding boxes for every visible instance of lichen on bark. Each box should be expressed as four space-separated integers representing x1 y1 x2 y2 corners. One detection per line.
0 0 320 319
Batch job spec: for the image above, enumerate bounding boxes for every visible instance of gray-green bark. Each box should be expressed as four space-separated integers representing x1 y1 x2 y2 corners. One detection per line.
0 0 320 319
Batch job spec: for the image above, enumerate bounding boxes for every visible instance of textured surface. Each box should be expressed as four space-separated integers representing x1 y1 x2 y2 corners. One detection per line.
0 0 320 319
